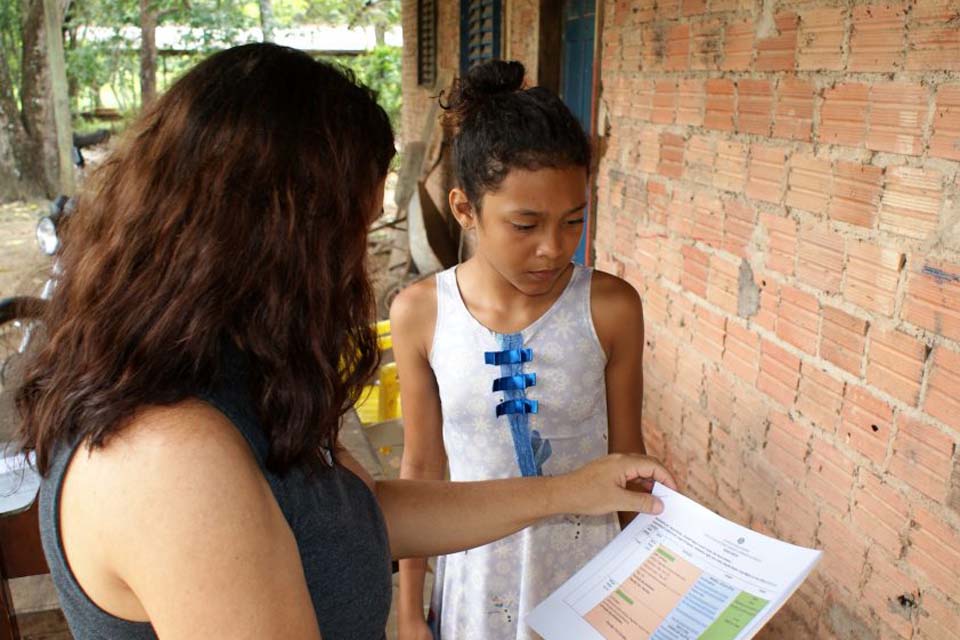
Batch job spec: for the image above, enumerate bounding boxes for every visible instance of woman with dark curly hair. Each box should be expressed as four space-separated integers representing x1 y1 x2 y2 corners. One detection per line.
16 43 674 640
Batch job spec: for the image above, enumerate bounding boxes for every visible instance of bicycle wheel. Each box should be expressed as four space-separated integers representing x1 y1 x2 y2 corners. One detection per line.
0 297 45 391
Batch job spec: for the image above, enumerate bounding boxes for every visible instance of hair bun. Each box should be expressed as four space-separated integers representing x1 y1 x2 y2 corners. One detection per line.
441 60 525 131
461 60 525 98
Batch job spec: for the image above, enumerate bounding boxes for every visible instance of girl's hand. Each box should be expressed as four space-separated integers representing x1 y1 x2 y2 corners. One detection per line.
397 614 434 640
555 454 677 517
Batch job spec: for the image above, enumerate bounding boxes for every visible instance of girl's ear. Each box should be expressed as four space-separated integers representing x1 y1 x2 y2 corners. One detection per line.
449 188 477 230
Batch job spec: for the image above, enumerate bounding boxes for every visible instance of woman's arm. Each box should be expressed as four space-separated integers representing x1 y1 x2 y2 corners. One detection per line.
591 271 649 528
390 280 446 635
61 401 323 639
377 453 674 559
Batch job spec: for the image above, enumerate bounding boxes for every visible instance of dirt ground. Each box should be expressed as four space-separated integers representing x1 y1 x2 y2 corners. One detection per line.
0 200 50 300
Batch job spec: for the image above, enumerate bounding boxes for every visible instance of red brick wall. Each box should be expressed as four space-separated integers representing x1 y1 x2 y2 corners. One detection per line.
595 1 960 637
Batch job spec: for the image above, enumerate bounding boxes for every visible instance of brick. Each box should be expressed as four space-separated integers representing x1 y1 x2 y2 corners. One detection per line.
657 0 681 20
682 0 707 16
829 161 883 228
866 83 927 155
691 191 722 248
634 234 661 279
880 166 943 240
690 19 723 70
820 83 870 147
755 279 779 333
889 414 956 502
909 505 960 596
631 79 656 122
761 211 797 276
658 132 685 179
849 4 907 71
668 189 696 237
722 19 754 71
713 140 747 193
659 237 684 285
647 180 670 228
676 79 705 126
863 547 919 638
740 465 777 521
705 370 736 429
759 339 801 407
692 305 726 362
706 254 740 315
796 363 845 432
704 79 736 131
724 321 760 384
797 7 845 70
651 80 678 124
777 286 820 354
925 346 960 431
797 222 844 293
765 410 811 481
641 24 664 71
737 79 774 136
918 590 960 640
665 23 691 71
820 306 868 376
676 348 705 406
865 328 927 405
685 137 715 190
636 127 660 174
904 259 960 341
681 245 709 299
786 153 832 214
773 78 815 142
906 0 960 71
931 84 960 161
722 199 754 258
841 385 894 464
774 486 817 546
683 410 712 460
746 145 788 204
756 12 799 71
818 512 869 595
853 471 909 557
844 241 903 316
807 437 856 513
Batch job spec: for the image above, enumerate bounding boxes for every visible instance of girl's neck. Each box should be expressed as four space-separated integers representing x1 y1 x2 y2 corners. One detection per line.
456 257 574 334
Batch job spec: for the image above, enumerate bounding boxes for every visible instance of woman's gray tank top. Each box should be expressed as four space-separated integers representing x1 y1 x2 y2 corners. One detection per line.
37 351 392 639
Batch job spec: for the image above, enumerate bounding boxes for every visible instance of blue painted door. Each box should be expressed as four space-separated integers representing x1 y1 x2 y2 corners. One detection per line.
561 0 595 264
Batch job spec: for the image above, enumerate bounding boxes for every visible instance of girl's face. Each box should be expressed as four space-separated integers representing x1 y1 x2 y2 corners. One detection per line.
453 165 589 297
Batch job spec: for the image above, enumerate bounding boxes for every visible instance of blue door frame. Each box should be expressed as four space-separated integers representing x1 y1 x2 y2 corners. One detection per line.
560 0 596 264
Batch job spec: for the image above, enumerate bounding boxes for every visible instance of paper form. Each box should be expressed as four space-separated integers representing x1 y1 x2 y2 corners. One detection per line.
526 484 821 640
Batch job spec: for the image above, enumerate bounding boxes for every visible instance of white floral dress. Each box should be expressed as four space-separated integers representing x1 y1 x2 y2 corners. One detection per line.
428 264 619 640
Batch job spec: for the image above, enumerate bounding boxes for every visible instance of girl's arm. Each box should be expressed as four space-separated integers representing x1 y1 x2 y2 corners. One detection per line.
591 272 649 528
390 280 446 635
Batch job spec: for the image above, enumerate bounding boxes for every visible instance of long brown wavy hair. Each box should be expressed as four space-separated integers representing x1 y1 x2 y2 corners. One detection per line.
17 43 395 475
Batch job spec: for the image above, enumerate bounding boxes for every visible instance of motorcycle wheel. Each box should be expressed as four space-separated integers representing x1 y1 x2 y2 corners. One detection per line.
0 297 46 391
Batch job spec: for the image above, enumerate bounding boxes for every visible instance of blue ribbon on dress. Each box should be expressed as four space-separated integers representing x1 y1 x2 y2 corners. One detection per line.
492 373 537 392
484 348 533 365
487 334 551 477
495 398 539 416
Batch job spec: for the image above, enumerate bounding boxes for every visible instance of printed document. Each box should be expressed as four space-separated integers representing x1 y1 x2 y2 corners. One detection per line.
527 484 821 640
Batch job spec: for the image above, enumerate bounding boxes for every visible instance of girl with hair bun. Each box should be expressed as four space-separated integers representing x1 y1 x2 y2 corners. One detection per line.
394 60 654 639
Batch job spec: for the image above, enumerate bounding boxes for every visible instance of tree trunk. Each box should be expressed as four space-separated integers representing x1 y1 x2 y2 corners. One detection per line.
18 0 60 197
258 0 276 42
375 22 385 46
43 0 74 195
139 0 157 107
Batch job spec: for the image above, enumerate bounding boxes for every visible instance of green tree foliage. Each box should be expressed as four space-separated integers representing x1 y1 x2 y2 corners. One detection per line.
335 44 401 138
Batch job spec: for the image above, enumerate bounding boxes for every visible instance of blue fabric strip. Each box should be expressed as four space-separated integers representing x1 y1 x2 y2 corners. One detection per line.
495 333 545 477
492 373 537 392
484 348 534 365
495 398 539 416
